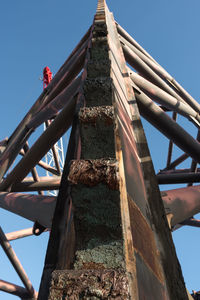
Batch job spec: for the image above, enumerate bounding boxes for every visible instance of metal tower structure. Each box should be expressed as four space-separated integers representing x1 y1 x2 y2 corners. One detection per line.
0 0 200 299
42 66 65 196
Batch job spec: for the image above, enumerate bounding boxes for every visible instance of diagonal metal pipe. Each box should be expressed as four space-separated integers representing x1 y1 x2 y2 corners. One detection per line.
120 34 200 113
0 192 56 228
116 22 158 64
20 149 59 176
27 76 81 130
166 112 177 168
129 69 199 121
0 93 77 191
5 228 34 241
122 42 195 110
134 89 200 163
157 172 200 185
0 36 89 181
0 227 37 298
11 178 61 192
161 185 200 227
0 279 36 299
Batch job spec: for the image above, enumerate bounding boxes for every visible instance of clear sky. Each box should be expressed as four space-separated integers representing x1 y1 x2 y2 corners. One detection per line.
1 0 200 299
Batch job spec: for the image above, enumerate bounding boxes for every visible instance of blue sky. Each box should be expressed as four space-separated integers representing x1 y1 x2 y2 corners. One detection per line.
1 0 200 298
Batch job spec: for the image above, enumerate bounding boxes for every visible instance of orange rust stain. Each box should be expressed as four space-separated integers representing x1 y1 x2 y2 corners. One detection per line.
82 262 105 270
128 194 164 283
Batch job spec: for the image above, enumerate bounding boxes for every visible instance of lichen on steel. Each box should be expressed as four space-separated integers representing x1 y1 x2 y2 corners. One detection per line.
68 159 119 190
74 240 125 270
83 78 113 107
79 107 116 158
49 269 130 299
87 59 111 78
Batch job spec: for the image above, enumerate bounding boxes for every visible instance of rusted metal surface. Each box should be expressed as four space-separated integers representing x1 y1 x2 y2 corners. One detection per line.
129 70 197 119
0 35 88 181
128 196 163 282
105 3 188 299
119 33 200 113
116 22 158 64
23 141 44 196
161 185 200 226
68 159 118 190
0 93 76 191
122 43 193 110
0 227 37 298
135 89 200 163
19 150 60 175
28 76 80 130
0 192 56 228
0 279 34 299
10 177 61 192
38 15 94 300
49 269 130 299
0 0 196 298
45 120 62 175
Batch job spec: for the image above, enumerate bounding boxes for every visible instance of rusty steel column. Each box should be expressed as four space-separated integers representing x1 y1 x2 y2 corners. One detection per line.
37 1 189 300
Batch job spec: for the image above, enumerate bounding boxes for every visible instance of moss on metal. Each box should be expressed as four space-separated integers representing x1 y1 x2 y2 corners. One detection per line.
79 106 115 159
70 183 122 249
83 78 113 107
87 59 111 78
74 240 125 270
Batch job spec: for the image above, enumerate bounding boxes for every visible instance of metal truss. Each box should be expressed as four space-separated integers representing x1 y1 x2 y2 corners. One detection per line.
43 122 65 196
0 0 199 299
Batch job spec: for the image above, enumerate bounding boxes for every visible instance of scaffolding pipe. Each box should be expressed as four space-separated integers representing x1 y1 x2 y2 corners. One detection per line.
0 93 76 191
162 185 200 226
0 227 37 298
0 192 56 228
157 172 200 184
5 228 34 241
23 142 44 196
116 23 158 64
122 43 193 109
19 149 59 176
129 70 198 120
164 153 189 170
0 279 35 299
166 112 177 168
28 76 81 130
0 39 88 181
134 89 200 163
11 178 61 192
120 34 200 113
180 218 200 228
